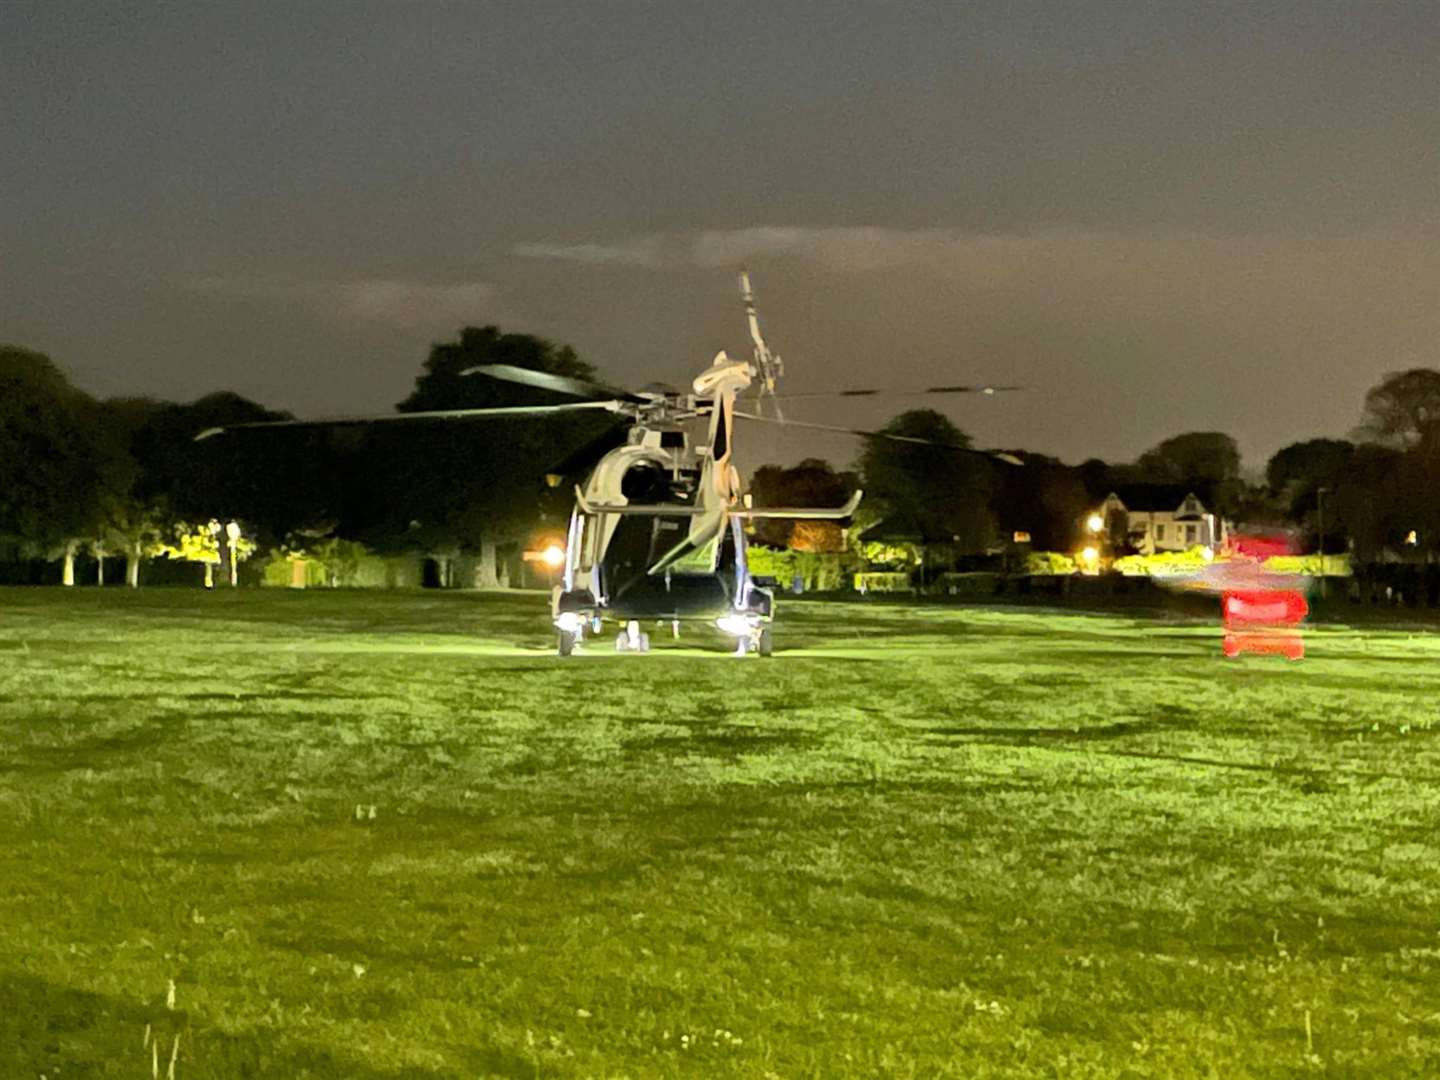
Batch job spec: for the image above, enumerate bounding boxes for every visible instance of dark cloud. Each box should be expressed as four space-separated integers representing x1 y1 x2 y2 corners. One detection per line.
2 1 1436 473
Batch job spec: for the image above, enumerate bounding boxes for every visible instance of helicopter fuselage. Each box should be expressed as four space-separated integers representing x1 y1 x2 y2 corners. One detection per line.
550 358 777 649
546 350 862 655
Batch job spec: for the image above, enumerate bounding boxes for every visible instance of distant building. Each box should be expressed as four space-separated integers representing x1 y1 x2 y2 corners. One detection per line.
1092 486 1226 555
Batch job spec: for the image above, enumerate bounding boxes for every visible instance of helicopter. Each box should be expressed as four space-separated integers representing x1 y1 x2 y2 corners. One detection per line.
198 273 1020 656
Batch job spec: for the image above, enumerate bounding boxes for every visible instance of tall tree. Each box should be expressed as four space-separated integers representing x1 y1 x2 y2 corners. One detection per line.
398 325 600 413
1134 431 1243 514
1355 368 1440 449
1265 438 1355 530
990 453 1092 552
0 346 117 580
1332 444 1407 560
746 458 857 549
130 393 299 527
857 410 995 553
356 326 618 586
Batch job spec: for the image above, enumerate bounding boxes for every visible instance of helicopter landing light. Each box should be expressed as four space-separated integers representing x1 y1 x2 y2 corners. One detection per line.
716 612 761 636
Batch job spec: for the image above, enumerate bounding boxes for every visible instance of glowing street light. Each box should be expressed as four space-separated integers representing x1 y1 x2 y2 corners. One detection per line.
541 544 566 568
1086 513 1104 534
1080 545 1099 571
225 521 242 586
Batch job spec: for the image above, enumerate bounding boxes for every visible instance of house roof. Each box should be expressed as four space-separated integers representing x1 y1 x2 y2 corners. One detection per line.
1105 485 1207 514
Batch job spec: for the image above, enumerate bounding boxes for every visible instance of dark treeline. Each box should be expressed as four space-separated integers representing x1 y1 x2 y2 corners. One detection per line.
0 330 617 587
748 369 1440 574
4 330 1440 588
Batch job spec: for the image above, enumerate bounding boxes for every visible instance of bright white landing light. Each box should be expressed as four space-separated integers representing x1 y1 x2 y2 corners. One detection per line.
555 611 584 633
716 613 758 636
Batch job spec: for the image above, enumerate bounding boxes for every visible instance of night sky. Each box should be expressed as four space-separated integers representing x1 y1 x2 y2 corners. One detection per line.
4 1 1437 474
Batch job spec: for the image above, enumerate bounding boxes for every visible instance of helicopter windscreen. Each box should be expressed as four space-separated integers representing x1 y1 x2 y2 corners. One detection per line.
601 512 740 612
604 514 732 577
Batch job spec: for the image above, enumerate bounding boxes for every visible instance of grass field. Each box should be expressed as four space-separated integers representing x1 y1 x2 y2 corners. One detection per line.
1 587 1438 1078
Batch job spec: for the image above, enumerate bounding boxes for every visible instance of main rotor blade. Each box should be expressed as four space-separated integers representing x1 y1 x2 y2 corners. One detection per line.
768 384 1023 400
195 400 627 441
462 363 650 404
733 410 1023 466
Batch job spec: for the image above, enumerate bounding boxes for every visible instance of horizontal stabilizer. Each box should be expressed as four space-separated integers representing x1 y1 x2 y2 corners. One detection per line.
735 491 863 520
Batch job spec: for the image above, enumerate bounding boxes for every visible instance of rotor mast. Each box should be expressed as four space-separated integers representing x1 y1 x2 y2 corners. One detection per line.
739 270 784 414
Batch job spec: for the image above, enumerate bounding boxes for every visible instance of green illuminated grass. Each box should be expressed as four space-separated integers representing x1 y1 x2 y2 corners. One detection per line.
1 587 1438 1077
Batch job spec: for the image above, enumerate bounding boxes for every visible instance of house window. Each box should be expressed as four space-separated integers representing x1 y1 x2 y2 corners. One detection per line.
1185 524 1197 544
1155 524 1166 541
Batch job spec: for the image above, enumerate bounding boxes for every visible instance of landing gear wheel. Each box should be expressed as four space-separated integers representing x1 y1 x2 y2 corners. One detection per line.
557 630 577 657
756 627 773 657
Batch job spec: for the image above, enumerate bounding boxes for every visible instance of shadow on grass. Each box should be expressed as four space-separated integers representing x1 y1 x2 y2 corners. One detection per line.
1047 647 1209 663
922 734 1436 785
922 717 1195 742
0 726 174 775
0 970 519 1078
629 729 819 757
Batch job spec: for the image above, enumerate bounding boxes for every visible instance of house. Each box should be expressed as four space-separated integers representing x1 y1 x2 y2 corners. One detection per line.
1089 486 1226 555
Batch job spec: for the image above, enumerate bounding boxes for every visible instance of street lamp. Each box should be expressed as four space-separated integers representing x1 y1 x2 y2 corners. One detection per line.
1315 487 1327 599
1087 513 1104 534
226 521 242 587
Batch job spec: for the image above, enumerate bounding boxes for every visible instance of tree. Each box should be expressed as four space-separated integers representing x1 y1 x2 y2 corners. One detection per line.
857 410 995 555
1265 438 1355 530
1355 368 1440 449
1077 458 1119 503
353 326 619 587
99 499 169 588
398 325 600 413
0 346 118 579
1332 444 1407 561
100 392 326 586
746 458 857 549
128 393 320 537
1134 431 1243 513
156 520 256 588
989 452 1091 553
1266 438 1354 497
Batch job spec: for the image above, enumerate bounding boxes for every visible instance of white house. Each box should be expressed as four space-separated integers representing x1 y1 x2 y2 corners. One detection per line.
1089 486 1225 555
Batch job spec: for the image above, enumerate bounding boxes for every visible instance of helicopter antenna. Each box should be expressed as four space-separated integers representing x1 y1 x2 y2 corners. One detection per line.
739 270 784 417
